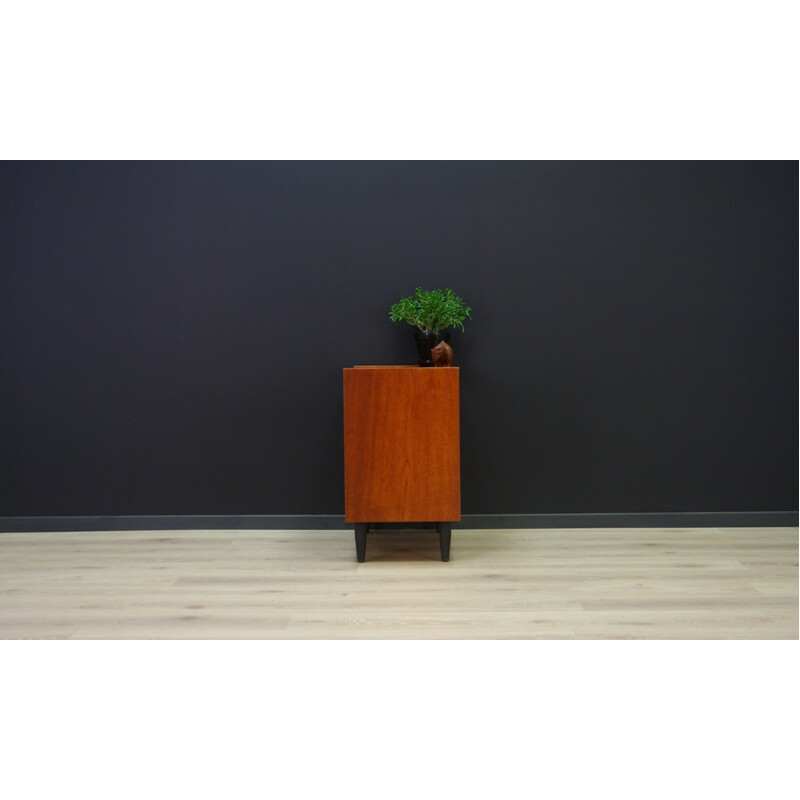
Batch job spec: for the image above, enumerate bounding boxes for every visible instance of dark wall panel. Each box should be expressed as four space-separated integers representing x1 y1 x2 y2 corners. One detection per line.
1 161 797 516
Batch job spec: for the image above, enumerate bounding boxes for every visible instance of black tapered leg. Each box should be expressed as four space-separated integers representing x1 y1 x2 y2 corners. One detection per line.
354 523 368 562
437 522 451 562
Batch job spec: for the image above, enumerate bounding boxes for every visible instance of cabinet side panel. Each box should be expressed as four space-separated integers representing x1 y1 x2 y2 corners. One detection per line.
344 368 460 522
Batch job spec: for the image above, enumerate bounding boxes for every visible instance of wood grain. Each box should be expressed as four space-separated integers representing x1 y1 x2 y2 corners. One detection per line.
343 366 460 523
0 527 796 639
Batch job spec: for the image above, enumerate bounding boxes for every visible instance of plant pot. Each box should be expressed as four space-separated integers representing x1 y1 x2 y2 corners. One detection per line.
414 330 450 367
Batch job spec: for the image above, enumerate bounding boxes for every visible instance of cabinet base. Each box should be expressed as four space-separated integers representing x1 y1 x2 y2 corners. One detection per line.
353 522 452 563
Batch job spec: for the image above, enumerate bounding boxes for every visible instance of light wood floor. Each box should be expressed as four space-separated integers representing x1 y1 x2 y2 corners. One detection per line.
0 527 796 639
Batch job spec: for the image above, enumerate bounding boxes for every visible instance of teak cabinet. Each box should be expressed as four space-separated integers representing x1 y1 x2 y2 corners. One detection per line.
343 366 460 562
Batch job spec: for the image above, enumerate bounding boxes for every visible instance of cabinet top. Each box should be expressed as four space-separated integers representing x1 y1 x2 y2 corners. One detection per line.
345 365 459 370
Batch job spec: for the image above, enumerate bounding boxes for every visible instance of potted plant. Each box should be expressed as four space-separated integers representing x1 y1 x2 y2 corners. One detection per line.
389 287 471 366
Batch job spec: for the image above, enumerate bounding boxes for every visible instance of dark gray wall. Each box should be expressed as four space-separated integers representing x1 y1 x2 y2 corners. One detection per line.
1 161 797 518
